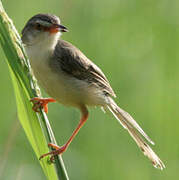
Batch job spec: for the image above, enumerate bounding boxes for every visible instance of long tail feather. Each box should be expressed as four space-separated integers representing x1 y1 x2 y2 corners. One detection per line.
107 98 165 170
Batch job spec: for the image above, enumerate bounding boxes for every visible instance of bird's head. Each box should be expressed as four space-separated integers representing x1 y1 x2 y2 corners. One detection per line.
21 14 68 47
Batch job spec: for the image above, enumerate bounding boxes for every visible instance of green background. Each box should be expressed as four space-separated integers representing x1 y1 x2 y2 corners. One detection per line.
0 0 178 179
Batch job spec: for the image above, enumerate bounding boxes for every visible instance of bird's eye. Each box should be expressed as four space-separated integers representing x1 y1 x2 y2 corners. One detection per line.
35 23 42 30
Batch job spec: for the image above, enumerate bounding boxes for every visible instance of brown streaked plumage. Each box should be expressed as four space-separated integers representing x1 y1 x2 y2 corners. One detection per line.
51 39 116 97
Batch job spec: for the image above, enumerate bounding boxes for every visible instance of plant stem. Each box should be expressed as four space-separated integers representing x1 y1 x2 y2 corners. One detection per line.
0 1 69 179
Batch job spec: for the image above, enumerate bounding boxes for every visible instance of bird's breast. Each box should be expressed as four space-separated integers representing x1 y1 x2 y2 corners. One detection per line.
25 46 107 107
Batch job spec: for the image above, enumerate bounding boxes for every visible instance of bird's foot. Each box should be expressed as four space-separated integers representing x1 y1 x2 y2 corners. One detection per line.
39 143 67 162
30 97 56 113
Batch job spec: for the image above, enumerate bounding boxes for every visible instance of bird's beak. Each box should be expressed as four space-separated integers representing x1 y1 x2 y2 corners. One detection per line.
55 24 68 32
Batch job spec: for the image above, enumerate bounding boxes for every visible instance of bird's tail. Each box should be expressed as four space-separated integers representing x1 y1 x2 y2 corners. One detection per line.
106 98 165 170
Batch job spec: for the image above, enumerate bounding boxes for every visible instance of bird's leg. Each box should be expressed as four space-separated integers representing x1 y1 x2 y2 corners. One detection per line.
30 97 56 113
39 106 89 162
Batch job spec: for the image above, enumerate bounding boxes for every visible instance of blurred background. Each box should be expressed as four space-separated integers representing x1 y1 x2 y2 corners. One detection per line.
0 0 179 179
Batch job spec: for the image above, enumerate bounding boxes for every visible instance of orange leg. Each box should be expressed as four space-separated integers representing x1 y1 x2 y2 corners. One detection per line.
39 106 89 162
30 97 56 113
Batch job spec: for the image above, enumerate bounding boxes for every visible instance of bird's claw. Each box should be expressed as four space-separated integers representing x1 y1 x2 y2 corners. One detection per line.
39 143 67 163
30 97 56 113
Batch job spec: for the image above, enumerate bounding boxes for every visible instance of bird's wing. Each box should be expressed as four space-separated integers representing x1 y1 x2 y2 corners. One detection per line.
52 39 116 97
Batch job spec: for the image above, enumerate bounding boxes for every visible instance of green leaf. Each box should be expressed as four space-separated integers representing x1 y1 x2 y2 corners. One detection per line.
9 64 58 180
0 1 69 179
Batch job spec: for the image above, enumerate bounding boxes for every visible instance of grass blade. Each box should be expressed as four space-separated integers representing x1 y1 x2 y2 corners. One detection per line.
0 1 69 179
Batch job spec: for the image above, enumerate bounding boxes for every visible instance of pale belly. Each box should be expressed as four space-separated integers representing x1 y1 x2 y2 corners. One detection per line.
30 57 107 108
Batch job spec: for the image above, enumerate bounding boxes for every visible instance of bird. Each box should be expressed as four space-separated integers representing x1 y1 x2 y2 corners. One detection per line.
21 13 165 169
